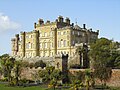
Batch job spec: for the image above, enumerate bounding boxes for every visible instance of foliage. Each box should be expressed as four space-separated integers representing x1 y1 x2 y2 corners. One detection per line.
89 38 113 86
70 80 83 90
114 56 120 68
38 66 62 86
21 61 29 67
13 60 23 85
0 54 15 85
85 69 93 90
35 60 46 69
29 62 34 69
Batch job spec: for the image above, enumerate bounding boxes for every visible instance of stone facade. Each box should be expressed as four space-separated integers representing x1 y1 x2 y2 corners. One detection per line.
11 16 99 58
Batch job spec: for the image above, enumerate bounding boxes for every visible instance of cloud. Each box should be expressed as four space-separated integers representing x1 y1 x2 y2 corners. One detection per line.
0 13 21 32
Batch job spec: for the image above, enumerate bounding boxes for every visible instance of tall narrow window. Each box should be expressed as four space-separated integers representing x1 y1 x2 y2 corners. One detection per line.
45 43 47 48
63 40 66 47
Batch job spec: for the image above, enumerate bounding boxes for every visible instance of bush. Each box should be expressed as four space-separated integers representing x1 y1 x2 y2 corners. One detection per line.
21 61 29 67
35 60 46 69
29 62 34 69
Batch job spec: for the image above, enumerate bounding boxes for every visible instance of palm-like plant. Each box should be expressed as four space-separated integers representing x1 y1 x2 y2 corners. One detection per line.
70 80 83 90
14 60 22 85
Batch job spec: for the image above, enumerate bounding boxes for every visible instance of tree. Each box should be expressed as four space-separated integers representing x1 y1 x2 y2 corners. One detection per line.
69 71 84 90
89 38 112 88
85 69 93 90
0 54 15 85
49 69 62 90
13 60 23 85
38 66 62 90
70 80 83 90
114 56 120 68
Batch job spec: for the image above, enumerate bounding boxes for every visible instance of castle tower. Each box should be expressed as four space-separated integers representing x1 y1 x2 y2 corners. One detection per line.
33 30 39 56
20 32 26 57
11 38 16 56
11 34 19 56
15 34 19 52
65 17 70 25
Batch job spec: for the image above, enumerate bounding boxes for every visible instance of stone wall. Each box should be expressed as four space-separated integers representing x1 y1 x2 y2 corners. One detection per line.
0 68 120 87
69 69 120 87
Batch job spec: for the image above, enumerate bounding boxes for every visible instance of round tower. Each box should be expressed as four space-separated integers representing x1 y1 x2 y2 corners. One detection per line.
33 30 39 57
20 32 26 57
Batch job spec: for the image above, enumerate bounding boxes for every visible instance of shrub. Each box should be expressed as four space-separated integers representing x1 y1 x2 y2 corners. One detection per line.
35 60 46 68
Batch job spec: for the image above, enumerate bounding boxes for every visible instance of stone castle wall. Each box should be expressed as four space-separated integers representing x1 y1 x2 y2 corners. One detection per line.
69 69 120 87
0 68 120 87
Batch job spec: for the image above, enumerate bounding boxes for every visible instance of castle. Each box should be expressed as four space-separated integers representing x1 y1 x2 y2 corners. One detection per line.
11 16 99 58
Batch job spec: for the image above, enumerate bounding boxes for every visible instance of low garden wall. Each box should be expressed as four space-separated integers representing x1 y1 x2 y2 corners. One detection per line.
69 69 120 87
0 68 120 87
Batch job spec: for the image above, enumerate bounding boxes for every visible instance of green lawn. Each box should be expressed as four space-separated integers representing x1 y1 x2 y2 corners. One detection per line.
0 84 46 90
0 84 69 90
1 84 120 90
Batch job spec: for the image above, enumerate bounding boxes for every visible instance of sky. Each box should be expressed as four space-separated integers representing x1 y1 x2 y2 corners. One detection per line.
0 0 120 55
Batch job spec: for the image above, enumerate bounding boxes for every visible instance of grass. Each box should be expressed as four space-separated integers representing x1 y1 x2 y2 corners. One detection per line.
1 83 120 90
0 84 46 90
0 84 69 90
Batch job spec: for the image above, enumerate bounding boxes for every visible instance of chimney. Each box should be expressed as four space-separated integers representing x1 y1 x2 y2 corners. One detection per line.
38 19 44 25
34 22 36 29
83 24 86 29
65 17 70 25
58 15 63 23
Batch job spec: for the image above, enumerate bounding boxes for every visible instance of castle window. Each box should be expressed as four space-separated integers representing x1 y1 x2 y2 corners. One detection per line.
44 32 47 37
58 32 61 35
67 41 69 46
45 43 47 48
78 32 80 36
63 40 66 47
58 52 60 55
40 43 42 48
29 35 31 38
26 43 31 49
30 43 33 48
67 51 69 54
61 40 63 47
63 31 66 35
25 35 29 38
67 35 69 39
58 41 59 47
64 51 66 54
61 32 63 35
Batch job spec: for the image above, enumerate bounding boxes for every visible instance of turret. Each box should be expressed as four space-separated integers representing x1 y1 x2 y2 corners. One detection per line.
11 38 16 56
38 18 44 25
15 34 19 51
58 15 64 23
20 32 26 57
65 17 70 25
83 24 86 29
34 22 36 29
33 30 39 56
